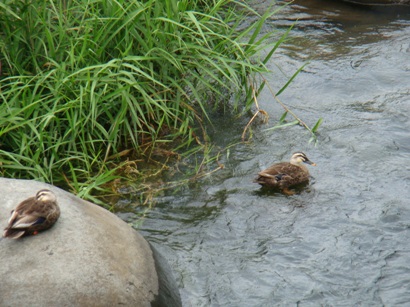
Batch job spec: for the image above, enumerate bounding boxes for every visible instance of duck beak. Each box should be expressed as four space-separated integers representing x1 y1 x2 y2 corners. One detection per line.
304 160 316 166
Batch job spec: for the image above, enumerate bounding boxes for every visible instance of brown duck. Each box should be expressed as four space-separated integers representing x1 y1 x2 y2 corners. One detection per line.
255 152 316 194
3 189 60 239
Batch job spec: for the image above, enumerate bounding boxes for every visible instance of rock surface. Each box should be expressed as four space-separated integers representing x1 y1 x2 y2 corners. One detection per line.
0 178 158 307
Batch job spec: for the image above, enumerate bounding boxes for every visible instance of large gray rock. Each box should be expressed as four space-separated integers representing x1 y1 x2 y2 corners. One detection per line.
0 178 158 307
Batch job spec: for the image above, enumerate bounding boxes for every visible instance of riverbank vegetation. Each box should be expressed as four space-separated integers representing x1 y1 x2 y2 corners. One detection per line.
0 0 317 207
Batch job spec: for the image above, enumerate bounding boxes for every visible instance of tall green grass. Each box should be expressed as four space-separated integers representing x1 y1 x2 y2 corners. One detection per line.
0 0 282 203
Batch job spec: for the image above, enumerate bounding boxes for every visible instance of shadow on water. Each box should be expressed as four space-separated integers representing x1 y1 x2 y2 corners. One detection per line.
117 1 410 306
253 180 315 199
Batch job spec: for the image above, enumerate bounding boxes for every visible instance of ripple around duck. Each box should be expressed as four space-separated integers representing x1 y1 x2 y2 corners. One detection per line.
119 2 410 306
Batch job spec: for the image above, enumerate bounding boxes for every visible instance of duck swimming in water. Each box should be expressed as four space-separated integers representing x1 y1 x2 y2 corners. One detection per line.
3 189 60 239
255 152 316 194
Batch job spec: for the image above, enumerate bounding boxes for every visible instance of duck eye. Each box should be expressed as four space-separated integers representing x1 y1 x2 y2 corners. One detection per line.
37 193 46 199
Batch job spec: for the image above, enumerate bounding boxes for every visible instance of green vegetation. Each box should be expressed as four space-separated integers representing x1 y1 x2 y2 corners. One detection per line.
0 0 316 206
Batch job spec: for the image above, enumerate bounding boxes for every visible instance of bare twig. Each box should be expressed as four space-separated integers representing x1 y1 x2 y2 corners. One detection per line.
260 74 314 135
242 81 269 141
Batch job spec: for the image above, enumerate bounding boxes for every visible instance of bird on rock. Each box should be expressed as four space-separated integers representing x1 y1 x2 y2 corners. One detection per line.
3 189 60 239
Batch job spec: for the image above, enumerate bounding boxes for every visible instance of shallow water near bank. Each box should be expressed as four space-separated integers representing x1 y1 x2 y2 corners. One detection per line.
117 1 410 306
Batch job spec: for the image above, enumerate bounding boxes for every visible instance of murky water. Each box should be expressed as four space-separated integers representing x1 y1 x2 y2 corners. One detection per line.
118 1 410 306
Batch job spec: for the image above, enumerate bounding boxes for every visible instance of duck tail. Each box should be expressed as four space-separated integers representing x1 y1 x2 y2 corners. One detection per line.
3 228 25 239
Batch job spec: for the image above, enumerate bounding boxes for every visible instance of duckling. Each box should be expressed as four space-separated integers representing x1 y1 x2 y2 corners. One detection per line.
255 152 316 194
3 189 60 239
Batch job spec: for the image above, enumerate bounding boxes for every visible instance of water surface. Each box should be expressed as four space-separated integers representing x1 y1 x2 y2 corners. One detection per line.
118 1 410 305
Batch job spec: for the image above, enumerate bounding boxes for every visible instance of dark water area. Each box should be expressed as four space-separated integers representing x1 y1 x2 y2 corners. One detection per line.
117 1 410 306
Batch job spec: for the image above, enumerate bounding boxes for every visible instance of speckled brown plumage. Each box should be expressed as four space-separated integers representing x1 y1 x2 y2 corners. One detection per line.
3 189 60 239
255 152 316 194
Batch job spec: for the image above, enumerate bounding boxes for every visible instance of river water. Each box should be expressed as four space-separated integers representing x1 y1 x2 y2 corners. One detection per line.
118 1 410 306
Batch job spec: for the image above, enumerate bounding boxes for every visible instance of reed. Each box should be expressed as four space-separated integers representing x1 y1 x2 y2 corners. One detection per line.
0 0 285 204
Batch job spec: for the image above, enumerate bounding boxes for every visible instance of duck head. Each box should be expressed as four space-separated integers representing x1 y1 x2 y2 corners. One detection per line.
36 189 57 203
289 152 316 166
